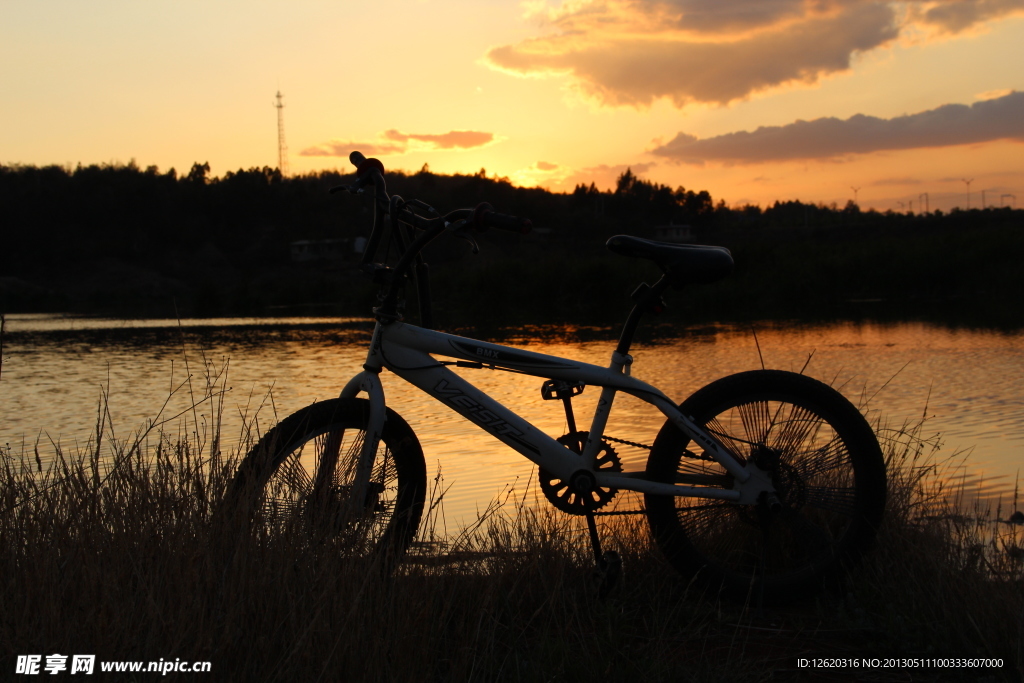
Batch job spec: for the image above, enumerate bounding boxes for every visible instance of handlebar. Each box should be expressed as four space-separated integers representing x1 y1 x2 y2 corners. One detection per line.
471 202 532 234
334 151 534 322
337 151 532 237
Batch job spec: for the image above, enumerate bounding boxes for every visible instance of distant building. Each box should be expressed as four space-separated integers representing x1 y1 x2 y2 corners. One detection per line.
653 224 693 243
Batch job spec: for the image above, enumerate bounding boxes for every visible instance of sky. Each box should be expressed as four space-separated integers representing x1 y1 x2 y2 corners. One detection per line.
2 0 1023 211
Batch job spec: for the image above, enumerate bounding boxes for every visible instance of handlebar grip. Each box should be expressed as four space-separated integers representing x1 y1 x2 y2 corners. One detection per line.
351 153 386 184
330 150 383 194
471 202 532 234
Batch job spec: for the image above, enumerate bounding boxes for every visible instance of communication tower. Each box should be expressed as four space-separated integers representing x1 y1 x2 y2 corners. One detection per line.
274 91 289 177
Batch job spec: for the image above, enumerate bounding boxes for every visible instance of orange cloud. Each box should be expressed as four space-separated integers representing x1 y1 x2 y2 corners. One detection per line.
487 1 898 106
662 0 1024 34
650 91 1024 163
300 141 406 157
300 130 495 157
913 0 1024 33
657 0 811 33
486 0 1024 108
381 129 495 149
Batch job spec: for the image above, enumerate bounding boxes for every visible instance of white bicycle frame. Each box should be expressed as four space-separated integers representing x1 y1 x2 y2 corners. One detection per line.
340 319 779 508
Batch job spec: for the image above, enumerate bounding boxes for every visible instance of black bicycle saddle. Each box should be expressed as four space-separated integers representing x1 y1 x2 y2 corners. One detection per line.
606 235 734 287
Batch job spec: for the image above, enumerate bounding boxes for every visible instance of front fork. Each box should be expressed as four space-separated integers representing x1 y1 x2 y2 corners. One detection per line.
339 370 387 509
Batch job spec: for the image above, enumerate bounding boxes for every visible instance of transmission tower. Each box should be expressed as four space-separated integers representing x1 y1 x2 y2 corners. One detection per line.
274 91 289 177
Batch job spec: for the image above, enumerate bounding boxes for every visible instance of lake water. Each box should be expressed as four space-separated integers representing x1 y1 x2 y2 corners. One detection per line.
2 314 1022 528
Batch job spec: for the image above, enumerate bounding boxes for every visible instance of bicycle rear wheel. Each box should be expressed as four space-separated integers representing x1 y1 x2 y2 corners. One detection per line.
644 370 886 603
228 398 426 562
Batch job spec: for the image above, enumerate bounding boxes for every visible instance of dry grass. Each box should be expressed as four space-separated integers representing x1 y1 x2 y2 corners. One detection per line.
2 367 1022 681
851 414 1024 673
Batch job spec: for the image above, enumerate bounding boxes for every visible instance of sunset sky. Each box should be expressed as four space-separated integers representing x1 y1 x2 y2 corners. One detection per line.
2 0 1023 211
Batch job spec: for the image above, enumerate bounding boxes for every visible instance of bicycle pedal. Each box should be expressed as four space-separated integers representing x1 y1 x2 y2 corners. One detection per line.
541 379 585 401
595 550 622 600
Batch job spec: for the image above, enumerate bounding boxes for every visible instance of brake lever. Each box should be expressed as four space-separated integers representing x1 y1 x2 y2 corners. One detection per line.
330 170 378 194
406 198 440 216
329 183 364 195
446 219 481 255
459 232 480 255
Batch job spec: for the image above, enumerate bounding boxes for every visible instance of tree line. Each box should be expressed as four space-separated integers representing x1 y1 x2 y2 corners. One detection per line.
2 161 1022 325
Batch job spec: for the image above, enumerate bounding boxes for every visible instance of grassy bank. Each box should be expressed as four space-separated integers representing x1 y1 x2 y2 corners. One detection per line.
2 389 1022 681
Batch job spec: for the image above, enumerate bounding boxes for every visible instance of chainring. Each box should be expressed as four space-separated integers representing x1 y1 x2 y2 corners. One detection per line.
539 432 622 514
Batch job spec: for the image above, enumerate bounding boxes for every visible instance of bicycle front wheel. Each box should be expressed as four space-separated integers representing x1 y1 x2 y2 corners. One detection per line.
644 370 886 603
228 398 426 561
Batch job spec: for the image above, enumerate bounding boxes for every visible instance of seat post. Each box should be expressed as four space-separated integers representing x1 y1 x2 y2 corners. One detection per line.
615 274 671 356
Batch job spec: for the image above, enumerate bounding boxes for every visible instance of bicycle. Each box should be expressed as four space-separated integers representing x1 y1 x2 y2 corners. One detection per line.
226 152 887 603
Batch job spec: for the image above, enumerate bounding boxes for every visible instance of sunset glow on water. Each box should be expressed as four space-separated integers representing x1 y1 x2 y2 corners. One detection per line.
2 316 1021 529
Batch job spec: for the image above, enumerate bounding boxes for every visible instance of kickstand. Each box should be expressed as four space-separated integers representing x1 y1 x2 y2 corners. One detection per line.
585 509 621 599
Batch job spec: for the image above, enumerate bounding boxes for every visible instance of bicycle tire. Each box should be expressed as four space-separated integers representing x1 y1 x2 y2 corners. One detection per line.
227 398 426 562
644 370 886 603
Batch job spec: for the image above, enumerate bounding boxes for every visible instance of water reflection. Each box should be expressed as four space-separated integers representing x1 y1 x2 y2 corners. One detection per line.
1 315 1022 528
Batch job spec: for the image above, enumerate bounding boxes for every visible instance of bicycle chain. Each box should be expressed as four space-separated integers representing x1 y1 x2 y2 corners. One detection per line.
601 434 652 450
603 434 714 461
